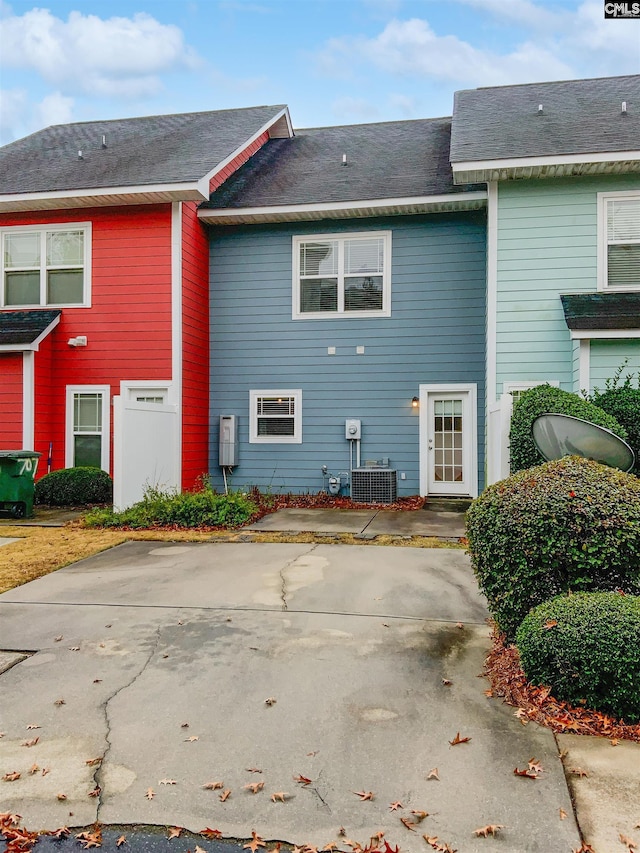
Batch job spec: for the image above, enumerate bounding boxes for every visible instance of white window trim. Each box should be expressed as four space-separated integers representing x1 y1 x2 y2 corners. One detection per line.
120 380 171 404
597 190 640 293
65 385 110 471
249 389 302 444
1 222 91 309
292 230 391 320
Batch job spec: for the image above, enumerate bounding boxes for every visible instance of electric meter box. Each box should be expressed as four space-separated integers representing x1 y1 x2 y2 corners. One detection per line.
345 418 361 440
219 415 238 466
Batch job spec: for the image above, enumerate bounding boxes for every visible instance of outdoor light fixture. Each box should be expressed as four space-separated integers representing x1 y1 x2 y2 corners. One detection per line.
412 396 419 408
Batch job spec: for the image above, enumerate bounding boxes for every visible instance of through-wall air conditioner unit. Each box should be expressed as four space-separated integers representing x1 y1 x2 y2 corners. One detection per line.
351 468 397 504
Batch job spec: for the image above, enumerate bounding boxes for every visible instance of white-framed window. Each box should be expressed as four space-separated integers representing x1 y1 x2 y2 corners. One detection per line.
120 381 170 405
249 389 302 443
65 385 110 471
503 380 560 403
1 223 91 308
292 231 391 319
598 191 640 291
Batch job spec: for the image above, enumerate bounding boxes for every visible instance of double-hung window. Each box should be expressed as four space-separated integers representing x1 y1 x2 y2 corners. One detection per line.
599 192 640 291
250 390 302 443
1 223 91 307
293 231 391 318
66 386 110 471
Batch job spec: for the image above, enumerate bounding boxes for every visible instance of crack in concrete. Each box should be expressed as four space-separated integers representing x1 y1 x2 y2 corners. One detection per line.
94 625 163 820
278 544 318 612
308 769 331 813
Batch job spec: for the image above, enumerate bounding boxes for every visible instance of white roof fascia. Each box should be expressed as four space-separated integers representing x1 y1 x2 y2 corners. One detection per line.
569 328 640 340
0 181 208 212
198 191 488 223
200 107 294 194
453 150 640 175
0 313 60 352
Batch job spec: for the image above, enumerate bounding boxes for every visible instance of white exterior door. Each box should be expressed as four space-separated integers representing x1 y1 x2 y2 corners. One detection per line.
420 385 477 498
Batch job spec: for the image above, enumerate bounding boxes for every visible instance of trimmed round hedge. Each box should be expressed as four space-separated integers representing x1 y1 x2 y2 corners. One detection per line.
591 386 640 476
509 384 625 473
35 467 113 506
516 592 640 723
466 456 640 640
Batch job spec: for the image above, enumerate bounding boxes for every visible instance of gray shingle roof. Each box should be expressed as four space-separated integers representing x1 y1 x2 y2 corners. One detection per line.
0 105 287 195
205 118 478 209
561 293 640 331
0 310 61 345
451 75 640 163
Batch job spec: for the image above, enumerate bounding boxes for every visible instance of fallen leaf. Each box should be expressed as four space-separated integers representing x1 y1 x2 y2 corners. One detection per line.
42 767 50 776
180 722 189 729
322 844 338 852
389 801 403 811
69 647 80 652
264 697 277 706
353 790 374 801
559 808 567 820
337 828 346 837
514 766 538 779
411 810 429 821
528 758 543 774
246 767 262 773
184 735 199 742
202 781 224 790
201 829 223 840
86 757 102 766
50 827 71 839
619 834 637 849
610 739 619 746
473 824 505 837
456 622 464 629
307 750 319 756
294 774 313 786
21 737 39 747
76 827 103 850
54 635 63 642
88 786 101 798
54 698 66 705
57 793 67 800
219 789 231 802
383 843 399 853
449 731 471 746
543 619 558 630
2 772 20 781
427 767 440 780
441 679 452 686
116 836 126 847
271 791 289 802
244 781 265 794
195 847 207 853
572 845 595 853
244 831 266 853
26 724 41 730
145 788 155 800
159 779 177 785
28 763 40 775
400 817 416 832
570 767 589 778
93 679 102 684
167 827 182 839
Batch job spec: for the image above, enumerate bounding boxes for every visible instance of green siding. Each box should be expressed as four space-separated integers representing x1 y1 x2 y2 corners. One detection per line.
590 340 640 391
496 175 640 396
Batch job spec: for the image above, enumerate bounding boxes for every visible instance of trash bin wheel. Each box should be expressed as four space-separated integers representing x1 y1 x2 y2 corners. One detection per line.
10 502 26 519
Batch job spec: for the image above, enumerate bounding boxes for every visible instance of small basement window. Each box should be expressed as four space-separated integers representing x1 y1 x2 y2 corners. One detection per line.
250 390 302 443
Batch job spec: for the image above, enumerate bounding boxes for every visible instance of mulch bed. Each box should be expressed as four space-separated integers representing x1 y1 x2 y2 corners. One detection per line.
483 623 640 743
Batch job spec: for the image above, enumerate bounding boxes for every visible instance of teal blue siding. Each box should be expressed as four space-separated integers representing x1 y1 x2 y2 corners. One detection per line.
209 214 486 496
496 175 640 396
590 340 640 392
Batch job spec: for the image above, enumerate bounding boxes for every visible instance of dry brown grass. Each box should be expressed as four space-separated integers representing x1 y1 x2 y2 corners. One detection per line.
0 523 463 594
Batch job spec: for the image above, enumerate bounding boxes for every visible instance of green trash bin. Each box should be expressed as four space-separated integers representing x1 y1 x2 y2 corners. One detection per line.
0 451 42 519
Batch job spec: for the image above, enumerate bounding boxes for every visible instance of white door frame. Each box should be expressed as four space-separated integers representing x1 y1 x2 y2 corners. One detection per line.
419 383 478 498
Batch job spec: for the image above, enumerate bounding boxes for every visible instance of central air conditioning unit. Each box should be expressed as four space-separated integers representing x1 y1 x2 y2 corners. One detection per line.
351 467 397 504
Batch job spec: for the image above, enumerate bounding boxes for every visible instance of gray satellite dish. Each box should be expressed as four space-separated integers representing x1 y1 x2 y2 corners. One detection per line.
532 413 635 473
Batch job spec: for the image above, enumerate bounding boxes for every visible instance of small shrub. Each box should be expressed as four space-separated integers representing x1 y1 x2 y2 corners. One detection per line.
590 367 640 476
84 484 257 529
509 384 625 473
516 592 640 723
35 467 113 506
466 456 640 640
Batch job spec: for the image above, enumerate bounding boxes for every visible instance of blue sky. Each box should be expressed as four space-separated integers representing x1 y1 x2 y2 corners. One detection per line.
1 0 638 144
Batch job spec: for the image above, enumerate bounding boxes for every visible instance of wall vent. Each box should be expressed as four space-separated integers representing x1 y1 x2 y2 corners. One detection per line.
351 468 397 503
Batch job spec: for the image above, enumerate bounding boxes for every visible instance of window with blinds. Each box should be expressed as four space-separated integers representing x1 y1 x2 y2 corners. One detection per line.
605 195 640 290
293 231 391 318
250 390 302 443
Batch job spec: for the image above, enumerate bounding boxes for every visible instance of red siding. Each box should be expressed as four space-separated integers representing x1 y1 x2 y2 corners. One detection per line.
0 205 173 475
33 333 55 475
0 353 23 449
181 201 209 490
209 131 270 194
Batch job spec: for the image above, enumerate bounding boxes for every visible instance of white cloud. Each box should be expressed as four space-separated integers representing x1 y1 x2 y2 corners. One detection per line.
331 96 380 122
0 8 199 97
388 93 418 117
34 91 75 129
319 18 573 87
0 88 74 145
0 88 27 142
